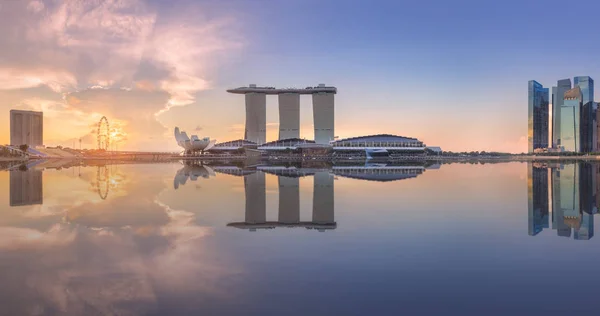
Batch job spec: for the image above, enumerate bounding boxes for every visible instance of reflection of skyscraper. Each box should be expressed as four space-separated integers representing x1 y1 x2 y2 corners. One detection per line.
227 170 336 231
313 172 335 226
528 164 549 236
528 80 549 153
278 176 300 224
9 168 43 206
244 172 266 225
551 166 571 237
549 163 597 240
575 212 594 240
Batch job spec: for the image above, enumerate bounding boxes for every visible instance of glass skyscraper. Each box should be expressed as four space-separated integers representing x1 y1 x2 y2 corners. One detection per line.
560 87 582 152
574 76 596 152
528 80 549 153
575 76 594 105
552 79 572 147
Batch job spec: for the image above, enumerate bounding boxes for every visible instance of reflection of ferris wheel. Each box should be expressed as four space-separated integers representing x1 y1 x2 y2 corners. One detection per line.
97 116 110 150
97 165 109 200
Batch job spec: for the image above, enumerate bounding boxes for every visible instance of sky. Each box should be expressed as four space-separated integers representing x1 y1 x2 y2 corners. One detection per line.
1 0 600 153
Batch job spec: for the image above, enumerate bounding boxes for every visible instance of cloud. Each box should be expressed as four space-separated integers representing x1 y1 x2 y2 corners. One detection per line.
0 0 244 149
26 0 45 13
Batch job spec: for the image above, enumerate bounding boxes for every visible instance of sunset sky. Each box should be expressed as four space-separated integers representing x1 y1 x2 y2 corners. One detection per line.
1 0 600 153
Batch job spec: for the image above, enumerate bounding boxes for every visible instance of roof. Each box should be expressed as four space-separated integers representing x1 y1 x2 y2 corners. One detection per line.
227 84 337 95
213 139 257 147
564 87 582 100
260 138 315 147
332 134 421 143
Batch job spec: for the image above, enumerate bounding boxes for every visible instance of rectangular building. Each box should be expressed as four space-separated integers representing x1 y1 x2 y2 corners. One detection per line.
552 79 572 147
10 110 43 147
528 80 549 153
560 87 583 152
574 76 596 152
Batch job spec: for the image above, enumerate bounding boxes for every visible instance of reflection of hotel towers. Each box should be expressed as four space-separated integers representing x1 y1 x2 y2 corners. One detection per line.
529 163 596 240
9 168 43 206
231 171 336 231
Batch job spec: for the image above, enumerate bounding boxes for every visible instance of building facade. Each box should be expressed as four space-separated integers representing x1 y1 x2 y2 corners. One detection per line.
560 87 582 152
227 84 337 145
528 81 549 153
574 76 596 152
10 110 43 147
552 79 572 147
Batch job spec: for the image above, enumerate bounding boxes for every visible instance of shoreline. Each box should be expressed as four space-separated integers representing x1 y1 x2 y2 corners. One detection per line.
2 154 600 164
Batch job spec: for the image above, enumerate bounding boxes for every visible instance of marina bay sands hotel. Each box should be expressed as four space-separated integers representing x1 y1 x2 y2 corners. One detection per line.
227 84 336 145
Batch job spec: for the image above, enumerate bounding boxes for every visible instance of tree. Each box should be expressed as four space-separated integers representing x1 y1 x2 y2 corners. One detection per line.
19 144 29 153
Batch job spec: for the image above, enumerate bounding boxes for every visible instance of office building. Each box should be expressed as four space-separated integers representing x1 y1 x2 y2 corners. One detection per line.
10 110 43 147
528 81 549 153
560 87 583 152
574 77 596 152
552 79 572 147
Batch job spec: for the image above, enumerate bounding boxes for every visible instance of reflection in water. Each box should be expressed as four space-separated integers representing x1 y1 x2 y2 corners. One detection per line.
528 162 597 240
96 165 109 200
227 170 337 231
9 167 43 206
180 162 429 232
173 163 216 189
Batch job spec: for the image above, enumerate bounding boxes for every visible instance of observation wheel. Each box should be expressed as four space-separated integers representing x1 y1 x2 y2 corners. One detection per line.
97 116 110 150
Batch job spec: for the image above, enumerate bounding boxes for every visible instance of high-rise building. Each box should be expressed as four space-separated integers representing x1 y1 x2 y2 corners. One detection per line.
227 84 336 145
574 76 596 152
528 80 549 153
552 79 572 147
560 87 583 152
574 76 594 105
10 110 43 147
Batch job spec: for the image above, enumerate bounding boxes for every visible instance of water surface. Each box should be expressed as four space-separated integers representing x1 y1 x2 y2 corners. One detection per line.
1 160 599 315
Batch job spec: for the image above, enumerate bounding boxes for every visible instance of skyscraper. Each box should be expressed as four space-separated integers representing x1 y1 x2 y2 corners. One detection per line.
560 87 582 152
552 79 572 147
574 76 594 105
528 80 549 153
10 110 43 147
574 76 596 152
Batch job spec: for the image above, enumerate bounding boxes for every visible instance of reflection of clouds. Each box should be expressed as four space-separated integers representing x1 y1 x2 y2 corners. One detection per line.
0 164 240 315
0 224 75 250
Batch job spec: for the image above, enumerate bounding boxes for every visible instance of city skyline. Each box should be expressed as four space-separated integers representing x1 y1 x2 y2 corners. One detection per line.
530 75 598 153
2 0 600 153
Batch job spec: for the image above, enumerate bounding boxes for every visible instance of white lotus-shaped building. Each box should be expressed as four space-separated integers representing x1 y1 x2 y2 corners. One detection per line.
174 127 215 152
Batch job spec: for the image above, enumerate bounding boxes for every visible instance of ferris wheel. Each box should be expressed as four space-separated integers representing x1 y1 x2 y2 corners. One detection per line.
97 116 110 150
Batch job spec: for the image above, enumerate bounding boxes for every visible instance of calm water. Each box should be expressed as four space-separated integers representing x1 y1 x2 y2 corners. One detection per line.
1 160 600 315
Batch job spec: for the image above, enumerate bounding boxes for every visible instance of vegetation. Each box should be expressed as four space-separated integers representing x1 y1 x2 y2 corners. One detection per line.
19 144 29 152
0 146 23 158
